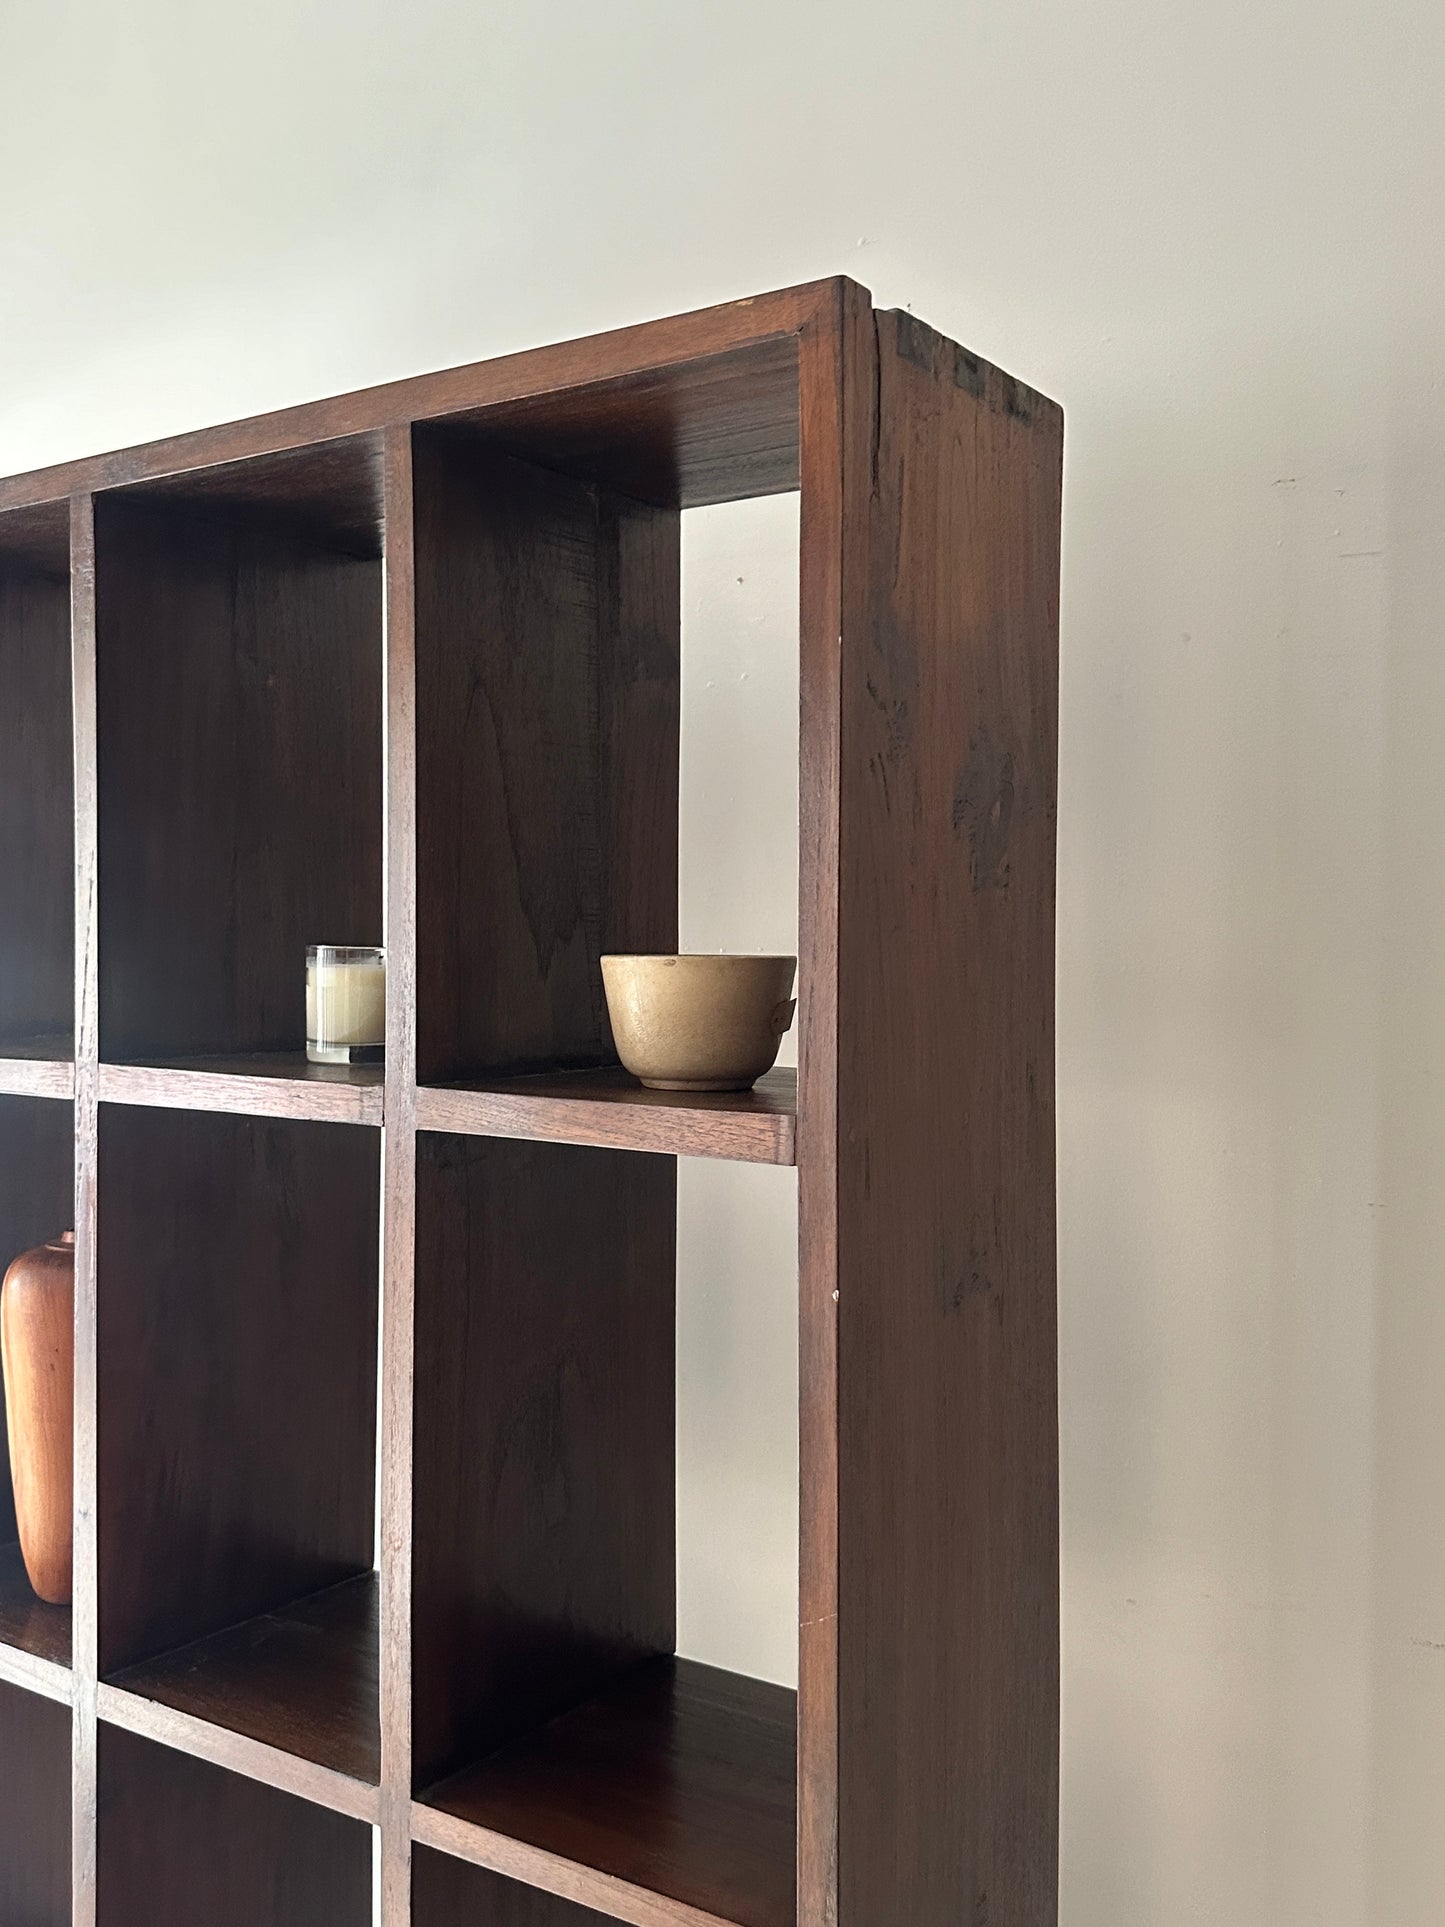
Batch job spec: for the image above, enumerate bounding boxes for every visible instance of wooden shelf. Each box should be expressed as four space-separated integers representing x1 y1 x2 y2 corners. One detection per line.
105 1573 379 1798
100 1054 384 1126
0 1542 71 1701
415 1659 797 1927
0 1041 73 1100
416 1067 795 1165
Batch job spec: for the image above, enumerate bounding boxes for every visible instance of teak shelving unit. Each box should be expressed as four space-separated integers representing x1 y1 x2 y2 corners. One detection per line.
0 279 1062 1927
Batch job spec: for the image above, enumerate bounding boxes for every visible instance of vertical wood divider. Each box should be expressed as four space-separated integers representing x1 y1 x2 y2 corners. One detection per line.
380 424 418 1925
795 279 873 1927
70 491 99 1927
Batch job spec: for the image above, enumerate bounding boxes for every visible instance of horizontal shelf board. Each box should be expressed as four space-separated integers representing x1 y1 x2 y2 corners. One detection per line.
105 1571 381 1797
416 1657 797 1927
0 1037 75 1100
96 1681 380 1827
0 1542 72 1701
99 1054 384 1125
416 1068 796 1166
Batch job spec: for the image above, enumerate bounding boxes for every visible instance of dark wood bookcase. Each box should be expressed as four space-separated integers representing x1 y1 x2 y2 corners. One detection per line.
0 280 1062 1927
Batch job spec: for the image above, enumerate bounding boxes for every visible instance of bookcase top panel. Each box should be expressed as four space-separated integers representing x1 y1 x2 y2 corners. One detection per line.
0 278 853 519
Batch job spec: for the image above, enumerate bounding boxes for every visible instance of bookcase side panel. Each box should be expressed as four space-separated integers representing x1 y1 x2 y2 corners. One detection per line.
836 311 1063 1927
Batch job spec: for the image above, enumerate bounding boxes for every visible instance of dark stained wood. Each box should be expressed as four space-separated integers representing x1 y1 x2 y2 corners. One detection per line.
412 1135 675 1790
0 1096 76 1548
416 1067 795 1165
95 1681 379 1828
99 1055 383 1127
115 434 385 557
0 1676 71 1925
96 1723 372 1926
445 338 800 508
792 277 872 1927
0 1052 74 1100
71 488 101 1927
0 497 70 578
95 495 382 1063
107 1571 379 1786
0 1538 71 1673
379 420 421 1924
413 431 679 1085
418 1658 796 1927
0 557 74 1055
832 308 1062 1927
0 284 839 517
414 1845 657 1927
96 1108 380 1675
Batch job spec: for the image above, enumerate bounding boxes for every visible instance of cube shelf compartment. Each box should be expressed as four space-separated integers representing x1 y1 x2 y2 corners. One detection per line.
0 1095 75 1689
95 1106 381 1807
0 501 73 1071
0 280 1062 1927
0 1677 71 1925
97 1724 373 1927
95 439 384 1086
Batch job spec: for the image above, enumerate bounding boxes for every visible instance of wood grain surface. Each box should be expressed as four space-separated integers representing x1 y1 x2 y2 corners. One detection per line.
413 431 678 1084
108 1571 379 1786
413 1848 629 1927
95 497 382 1063
379 418 422 1924
95 1108 379 1675
419 1658 796 1927
412 1134 675 1790
96 1723 372 1927
0 1537 71 1676
0 559 74 1056
0 1675 71 1925
415 1067 795 1165
832 308 1063 1927
98 1055 383 1127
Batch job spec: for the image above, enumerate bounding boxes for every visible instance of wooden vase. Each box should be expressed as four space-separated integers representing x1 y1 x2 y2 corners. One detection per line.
1 1232 74 1606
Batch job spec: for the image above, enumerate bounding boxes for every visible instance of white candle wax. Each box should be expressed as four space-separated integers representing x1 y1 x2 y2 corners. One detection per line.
307 948 386 1062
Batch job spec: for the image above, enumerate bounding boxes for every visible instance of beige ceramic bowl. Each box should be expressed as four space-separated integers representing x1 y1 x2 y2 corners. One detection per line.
601 954 798 1091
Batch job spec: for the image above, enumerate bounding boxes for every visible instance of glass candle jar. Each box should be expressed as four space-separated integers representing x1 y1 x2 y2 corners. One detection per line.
306 945 386 1064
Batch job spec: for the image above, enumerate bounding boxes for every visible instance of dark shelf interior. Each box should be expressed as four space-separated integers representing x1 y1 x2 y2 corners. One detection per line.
421 1657 798 1927
413 422 679 1089
0 1677 71 1926
0 1032 74 1065
0 501 73 1060
95 472 382 1065
412 1131 676 1793
97 1724 373 1927
0 1540 71 1670
0 1094 77 1640
438 334 802 510
414 1847 634 1927
108 1571 379 1785
96 1107 379 1679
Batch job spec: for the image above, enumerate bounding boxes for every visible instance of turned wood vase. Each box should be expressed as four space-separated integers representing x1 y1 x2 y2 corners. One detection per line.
1 1231 74 1605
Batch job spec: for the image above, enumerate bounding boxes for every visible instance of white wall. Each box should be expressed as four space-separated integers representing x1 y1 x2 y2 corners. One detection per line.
4 2 1443 1919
